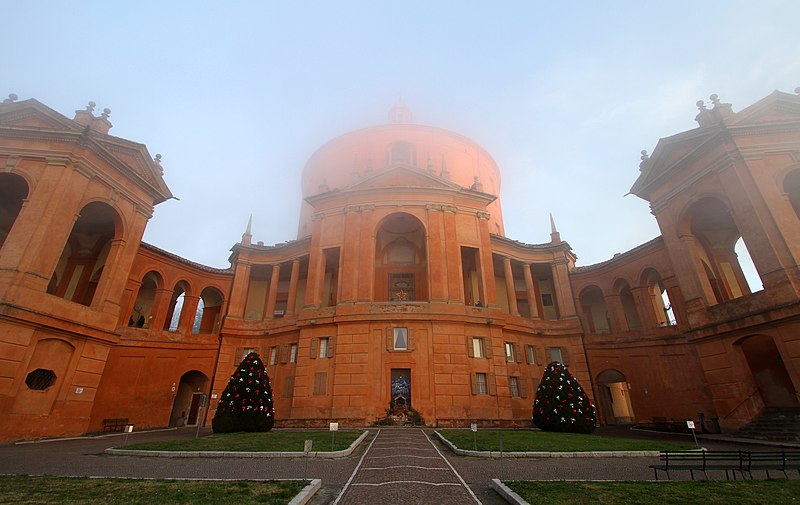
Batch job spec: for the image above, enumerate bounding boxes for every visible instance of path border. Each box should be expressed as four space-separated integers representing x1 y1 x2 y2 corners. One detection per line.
433 431 659 458
105 430 368 459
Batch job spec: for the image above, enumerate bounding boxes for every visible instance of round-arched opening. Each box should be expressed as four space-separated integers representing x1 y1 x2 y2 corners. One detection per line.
0 173 29 251
737 335 798 408
169 370 210 427
579 285 609 334
129 271 163 328
596 369 635 425
193 286 224 334
374 213 428 302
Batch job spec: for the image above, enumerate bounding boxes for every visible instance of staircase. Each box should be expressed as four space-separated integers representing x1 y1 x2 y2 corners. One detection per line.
735 407 800 442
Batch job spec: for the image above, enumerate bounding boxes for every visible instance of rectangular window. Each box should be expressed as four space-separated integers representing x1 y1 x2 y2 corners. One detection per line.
505 342 515 362
269 346 278 365
476 372 488 395
394 327 408 350
549 347 563 364
472 337 484 358
542 293 554 306
319 337 329 358
289 343 298 363
313 371 327 395
525 345 535 365
509 376 520 397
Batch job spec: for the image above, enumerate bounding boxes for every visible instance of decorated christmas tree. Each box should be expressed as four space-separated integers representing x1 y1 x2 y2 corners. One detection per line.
533 361 596 434
212 352 275 433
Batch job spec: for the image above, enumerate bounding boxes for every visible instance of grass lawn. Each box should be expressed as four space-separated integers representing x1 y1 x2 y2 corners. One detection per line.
0 475 306 505
505 480 800 504
437 429 693 452
119 430 364 452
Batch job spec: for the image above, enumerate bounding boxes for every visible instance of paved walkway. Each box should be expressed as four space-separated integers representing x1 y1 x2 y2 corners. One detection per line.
0 426 797 504
334 428 479 505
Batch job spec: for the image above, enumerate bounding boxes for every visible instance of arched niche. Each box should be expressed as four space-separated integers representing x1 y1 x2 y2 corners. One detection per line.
193 286 224 334
374 212 428 302
579 285 610 334
129 271 163 328
0 172 29 251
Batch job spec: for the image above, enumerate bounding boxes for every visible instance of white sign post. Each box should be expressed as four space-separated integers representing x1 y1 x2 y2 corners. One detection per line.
686 420 699 448
471 423 478 450
329 422 338 451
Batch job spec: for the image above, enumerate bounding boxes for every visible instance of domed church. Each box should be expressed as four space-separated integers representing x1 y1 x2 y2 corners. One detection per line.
0 90 798 441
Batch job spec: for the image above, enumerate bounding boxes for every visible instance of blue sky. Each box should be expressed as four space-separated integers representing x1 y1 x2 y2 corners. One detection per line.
5 1 799 278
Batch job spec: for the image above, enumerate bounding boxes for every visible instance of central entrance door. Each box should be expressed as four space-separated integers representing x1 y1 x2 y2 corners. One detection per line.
390 369 411 414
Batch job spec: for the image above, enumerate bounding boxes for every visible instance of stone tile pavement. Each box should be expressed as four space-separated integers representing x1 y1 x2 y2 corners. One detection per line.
0 426 796 504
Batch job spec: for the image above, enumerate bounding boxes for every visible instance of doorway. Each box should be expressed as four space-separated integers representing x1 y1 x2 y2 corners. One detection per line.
596 369 635 424
739 335 798 407
390 369 411 415
169 370 209 427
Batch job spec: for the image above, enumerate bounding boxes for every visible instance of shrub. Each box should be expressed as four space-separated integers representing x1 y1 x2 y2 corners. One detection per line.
532 361 596 434
212 352 275 433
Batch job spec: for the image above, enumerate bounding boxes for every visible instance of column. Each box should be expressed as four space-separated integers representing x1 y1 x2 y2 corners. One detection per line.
503 256 519 315
356 207 376 301
426 205 447 302
339 208 361 303
285 258 300 315
551 258 576 317
477 211 497 306
443 207 463 303
227 260 252 318
523 263 540 319
264 264 281 319
178 294 201 334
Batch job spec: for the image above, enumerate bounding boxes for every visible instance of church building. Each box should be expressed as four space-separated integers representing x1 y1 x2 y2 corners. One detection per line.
0 89 798 441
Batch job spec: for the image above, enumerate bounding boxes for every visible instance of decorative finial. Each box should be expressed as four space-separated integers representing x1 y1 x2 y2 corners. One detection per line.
86 101 96 112
3 93 18 103
154 154 162 164
101 107 111 118
696 100 706 111
709 94 720 107
550 213 558 234
640 150 649 162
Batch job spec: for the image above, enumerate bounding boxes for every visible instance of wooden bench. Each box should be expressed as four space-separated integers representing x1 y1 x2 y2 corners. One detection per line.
745 451 800 479
650 451 746 480
102 418 129 432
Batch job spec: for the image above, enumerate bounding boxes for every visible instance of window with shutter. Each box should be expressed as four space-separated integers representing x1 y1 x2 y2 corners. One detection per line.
561 347 570 366
484 339 493 359
509 376 520 397
310 338 318 359
520 377 528 398
548 347 563 364
504 342 515 362
280 344 289 364
514 343 522 363
319 337 329 358
525 345 535 364
326 337 335 358
289 343 298 363
269 346 278 365
487 373 497 396
475 372 488 395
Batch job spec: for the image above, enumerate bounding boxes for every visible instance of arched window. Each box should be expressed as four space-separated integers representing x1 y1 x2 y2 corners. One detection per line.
47 202 119 306
374 213 428 302
0 173 28 251
129 271 162 328
641 269 676 327
579 285 610 334
164 282 189 331
193 286 224 334
614 280 641 331
685 197 759 304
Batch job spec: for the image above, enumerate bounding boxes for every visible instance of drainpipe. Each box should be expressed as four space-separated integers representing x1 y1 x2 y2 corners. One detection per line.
579 331 603 427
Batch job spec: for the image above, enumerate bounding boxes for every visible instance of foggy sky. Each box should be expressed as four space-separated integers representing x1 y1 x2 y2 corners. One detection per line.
4 1 799 275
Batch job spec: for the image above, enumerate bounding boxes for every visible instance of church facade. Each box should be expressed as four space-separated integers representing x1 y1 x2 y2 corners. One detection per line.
0 90 798 442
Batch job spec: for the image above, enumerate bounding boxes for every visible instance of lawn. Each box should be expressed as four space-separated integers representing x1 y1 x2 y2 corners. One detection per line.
119 430 364 452
437 429 693 452
0 476 306 505
505 480 800 504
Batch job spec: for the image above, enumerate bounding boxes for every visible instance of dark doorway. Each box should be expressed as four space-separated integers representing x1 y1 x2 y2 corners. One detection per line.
596 369 635 424
740 335 798 407
390 368 411 414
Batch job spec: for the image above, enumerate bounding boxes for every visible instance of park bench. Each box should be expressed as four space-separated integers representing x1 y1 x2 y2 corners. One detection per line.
650 451 746 480
744 451 800 479
102 418 129 432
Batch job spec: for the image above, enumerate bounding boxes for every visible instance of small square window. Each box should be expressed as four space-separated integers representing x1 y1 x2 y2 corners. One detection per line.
269 347 278 365
472 337 484 358
476 372 488 395
394 328 408 350
542 293 554 306
550 347 563 364
289 343 298 363
509 376 520 397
